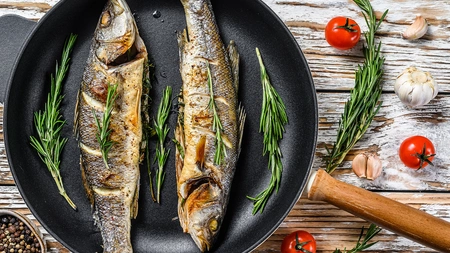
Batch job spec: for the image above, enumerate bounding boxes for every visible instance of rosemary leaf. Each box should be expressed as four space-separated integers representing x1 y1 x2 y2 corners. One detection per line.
247 48 288 215
325 0 388 174
333 224 382 253
206 62 227 165
29 33 77 210
93 83 118 169
154 86 173 204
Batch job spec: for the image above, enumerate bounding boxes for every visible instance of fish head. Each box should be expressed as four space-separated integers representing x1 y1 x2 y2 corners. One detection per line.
94 0 136 65
185 181 224 252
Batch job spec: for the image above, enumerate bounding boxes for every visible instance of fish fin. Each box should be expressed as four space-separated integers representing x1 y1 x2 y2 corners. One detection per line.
177 195 187 232
177 29 188 65
73 89 81 139
227 41 240 94
80 155 94 207
237 104 246 157
130 175 140 219
195 135 207 168
174 122 185 181
140 60 151 164
175 88 185 181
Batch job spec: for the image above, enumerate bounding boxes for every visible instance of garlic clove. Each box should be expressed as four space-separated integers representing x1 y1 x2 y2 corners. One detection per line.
352 153 368 178
352 153 383 180
366 154 382 180
396 80 414 104
403 15 428 40
410 83 433 108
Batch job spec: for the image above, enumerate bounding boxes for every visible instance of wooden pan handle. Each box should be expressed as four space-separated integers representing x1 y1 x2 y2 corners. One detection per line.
307 169 450 252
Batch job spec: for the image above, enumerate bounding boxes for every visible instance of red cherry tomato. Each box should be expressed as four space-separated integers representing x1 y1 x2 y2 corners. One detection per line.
399 135 436 170
325 17 361 50
281 230 316 253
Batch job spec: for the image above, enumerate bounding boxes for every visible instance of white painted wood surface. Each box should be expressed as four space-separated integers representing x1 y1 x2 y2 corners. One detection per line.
1 0 450 252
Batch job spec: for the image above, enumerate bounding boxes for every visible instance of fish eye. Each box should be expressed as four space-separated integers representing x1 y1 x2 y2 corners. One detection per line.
209 218 218 232
100 11 112 28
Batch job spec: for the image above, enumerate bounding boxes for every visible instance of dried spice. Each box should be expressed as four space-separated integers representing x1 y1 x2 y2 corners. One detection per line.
0 215 42 253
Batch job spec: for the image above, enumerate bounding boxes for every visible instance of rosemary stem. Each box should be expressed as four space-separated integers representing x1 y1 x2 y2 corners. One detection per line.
30 33 77 210
146 131 156 202
325 0 388 174
247 48 288 214
154 86 172 204
206 62 227 165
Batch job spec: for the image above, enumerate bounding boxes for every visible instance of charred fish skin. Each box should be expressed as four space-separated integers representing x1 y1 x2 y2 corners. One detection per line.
176 0 245 251
75 0 148 252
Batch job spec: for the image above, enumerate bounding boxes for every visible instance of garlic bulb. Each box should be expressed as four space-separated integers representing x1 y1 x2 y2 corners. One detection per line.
352 153 382 180
394 66 438 108
403 15 428 40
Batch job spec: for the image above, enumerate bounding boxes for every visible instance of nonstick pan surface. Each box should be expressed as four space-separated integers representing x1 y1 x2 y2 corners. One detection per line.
3 0 317 252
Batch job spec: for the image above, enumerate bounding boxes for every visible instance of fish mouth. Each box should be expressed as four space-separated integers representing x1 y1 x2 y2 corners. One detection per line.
182 178 222 252
188 208 221 253
190 232 211 252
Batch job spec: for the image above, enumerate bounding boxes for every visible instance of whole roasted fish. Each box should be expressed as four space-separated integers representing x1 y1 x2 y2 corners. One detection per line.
74 0 148 252
175 0 245 251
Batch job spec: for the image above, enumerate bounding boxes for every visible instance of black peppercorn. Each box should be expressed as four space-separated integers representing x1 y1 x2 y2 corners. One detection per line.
0 215 41 253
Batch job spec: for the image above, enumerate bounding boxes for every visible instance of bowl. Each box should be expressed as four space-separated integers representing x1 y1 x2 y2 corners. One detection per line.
0 209 46 253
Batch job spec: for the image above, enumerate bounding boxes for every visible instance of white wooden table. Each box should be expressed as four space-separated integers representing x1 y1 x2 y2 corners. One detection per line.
1 0 449 252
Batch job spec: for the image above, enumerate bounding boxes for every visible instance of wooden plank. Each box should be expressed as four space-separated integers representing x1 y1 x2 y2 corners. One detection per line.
0 2 51 11
0 1 54 20
264 0 450 92
0 185 447 252
314 92 450 191
256 192 448 252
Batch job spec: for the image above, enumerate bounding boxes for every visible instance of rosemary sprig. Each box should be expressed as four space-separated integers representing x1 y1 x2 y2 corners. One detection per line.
30 33 77 210
141 62 157 202
325 0 388 174
206 62 227 165
333 224 382 253
93 83 118 169
154 86 172 203
247 48 288 215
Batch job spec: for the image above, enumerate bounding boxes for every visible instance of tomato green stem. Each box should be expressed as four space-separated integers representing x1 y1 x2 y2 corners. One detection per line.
335 18 359 32
295 233 313 253
415 143 436 169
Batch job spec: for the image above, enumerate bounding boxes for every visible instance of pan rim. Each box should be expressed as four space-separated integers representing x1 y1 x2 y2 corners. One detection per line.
3 0 318 252
237 0 318 252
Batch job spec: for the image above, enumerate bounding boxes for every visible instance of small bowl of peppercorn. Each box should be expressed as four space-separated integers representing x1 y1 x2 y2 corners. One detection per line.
0 209 46 253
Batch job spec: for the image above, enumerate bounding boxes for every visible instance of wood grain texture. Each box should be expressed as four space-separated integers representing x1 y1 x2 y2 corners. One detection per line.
0 1 57 20
1 0 450 252
257 193 447 252
308 170 450 252
315 93 450 191
0 186 447 252
265 0 450 92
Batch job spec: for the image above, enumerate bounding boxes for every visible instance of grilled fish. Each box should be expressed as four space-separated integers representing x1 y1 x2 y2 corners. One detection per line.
175 0 245 251
74 0 148 252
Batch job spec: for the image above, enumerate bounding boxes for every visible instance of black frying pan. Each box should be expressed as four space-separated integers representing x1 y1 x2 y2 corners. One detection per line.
0 0 317 252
